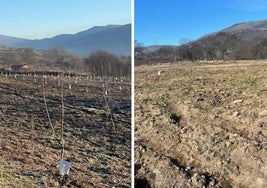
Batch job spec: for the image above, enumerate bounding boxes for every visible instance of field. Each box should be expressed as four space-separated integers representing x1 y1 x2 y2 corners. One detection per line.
0 73 131 187
135 60 267 187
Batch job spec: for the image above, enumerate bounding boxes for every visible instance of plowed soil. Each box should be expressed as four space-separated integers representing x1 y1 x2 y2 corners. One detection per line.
135 60 267 188
0 74 131 187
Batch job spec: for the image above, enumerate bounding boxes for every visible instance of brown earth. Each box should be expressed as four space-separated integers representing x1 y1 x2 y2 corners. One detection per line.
135 60 267 188
0 73 131 187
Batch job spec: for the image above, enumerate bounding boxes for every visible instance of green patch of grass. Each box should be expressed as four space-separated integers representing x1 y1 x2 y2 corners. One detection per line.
2 171 14 181
0 164 15 186
0 163 36 187
143 97 152 104
181 83 196 95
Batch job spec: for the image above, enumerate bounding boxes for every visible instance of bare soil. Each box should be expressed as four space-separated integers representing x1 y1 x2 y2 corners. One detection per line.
135 60 267 187
0 74 131 187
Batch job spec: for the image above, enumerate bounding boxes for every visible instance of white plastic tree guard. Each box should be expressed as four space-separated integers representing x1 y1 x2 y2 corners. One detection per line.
59 159 71 176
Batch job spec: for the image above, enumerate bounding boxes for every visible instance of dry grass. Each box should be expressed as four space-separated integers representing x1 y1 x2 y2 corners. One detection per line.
135 60 267 187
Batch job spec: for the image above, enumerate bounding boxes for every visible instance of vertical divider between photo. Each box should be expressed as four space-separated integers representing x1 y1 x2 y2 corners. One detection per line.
131 0 135 187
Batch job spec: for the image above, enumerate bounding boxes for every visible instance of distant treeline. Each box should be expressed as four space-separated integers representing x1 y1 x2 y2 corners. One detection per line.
84 50 131 77
135 32 267 65
0 47 131 77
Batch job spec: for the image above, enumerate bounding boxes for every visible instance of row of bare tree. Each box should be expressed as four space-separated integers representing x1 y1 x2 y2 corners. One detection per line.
0 47 131 77
84 50 130 77
135 32 267 64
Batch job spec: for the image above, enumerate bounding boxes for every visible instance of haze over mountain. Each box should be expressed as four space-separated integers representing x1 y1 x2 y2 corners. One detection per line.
136 19 267 62
0 24 131 56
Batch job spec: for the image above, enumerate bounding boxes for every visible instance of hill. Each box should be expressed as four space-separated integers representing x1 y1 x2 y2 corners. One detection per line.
0 24 131 56
136 19 267 62
184 19 267 60
0 47 83 71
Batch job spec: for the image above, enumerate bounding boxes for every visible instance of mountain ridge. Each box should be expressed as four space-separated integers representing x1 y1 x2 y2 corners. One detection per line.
0 24 131 56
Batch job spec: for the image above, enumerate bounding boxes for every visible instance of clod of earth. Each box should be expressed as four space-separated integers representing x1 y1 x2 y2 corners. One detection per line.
169 113 181 124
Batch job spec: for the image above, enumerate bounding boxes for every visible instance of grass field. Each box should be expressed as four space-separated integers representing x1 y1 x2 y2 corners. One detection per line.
0 73 131 187
135 60 267 187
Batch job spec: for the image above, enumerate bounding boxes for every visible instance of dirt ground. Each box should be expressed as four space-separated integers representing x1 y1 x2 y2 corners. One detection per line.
0 73 131 187
135 60 267 187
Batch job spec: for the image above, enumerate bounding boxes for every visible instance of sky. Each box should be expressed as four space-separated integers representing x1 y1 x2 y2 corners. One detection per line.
0 0 131 39
135 0 267 46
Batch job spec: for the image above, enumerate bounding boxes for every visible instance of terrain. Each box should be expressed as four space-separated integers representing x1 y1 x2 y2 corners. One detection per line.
0 24 131 56
135 60 267 187
0 72 131 187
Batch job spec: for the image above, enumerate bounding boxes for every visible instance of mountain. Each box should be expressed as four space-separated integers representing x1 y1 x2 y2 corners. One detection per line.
0 24 131 56
220 19 267 39
177 19 267 60
136 19 267 62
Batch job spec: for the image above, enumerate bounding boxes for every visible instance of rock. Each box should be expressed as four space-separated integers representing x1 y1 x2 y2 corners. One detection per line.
232 99 243 104
259 110 267 117
86 107 107 115
209 177 216 187
191 173 206 187
225 141 231 148
180 127 188 133
232 111 240 117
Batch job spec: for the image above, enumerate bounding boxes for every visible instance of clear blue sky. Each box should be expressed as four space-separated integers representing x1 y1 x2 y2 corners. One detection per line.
135 0 267 46
0 0 131 39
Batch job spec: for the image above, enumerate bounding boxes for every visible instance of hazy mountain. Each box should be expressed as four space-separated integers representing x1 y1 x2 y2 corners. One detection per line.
0 24 131 56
